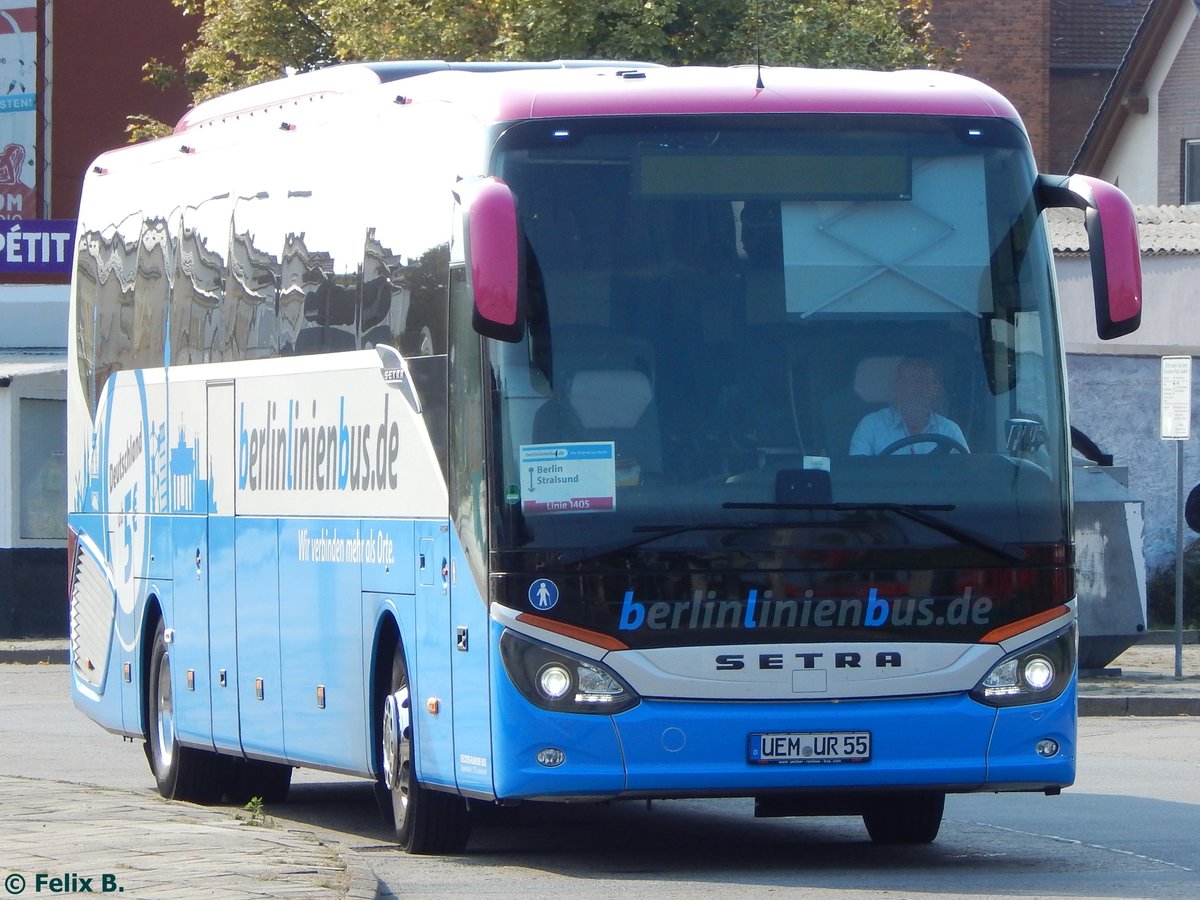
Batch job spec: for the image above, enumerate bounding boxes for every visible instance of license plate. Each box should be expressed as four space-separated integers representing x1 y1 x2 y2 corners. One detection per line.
748 731 871 765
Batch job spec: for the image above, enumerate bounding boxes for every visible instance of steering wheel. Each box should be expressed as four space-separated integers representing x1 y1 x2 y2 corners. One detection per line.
880 433 968 455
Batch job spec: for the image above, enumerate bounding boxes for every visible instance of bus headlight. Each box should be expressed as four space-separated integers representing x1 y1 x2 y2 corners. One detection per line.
501 630 640 714
971 623 1075 707
537 663 572 700
1022 655 1056 691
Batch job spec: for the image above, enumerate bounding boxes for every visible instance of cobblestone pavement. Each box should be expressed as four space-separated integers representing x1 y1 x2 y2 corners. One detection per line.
0 774 377 899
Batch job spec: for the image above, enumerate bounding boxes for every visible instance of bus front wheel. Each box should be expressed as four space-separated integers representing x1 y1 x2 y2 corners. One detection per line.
379 645 470 853
145 623 225 804
862 792 945 844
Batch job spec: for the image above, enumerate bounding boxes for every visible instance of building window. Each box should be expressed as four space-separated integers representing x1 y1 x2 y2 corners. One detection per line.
1185 140 1200 205
19 399 67 540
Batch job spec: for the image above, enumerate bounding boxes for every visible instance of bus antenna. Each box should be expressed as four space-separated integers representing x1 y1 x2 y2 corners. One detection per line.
754 0 765 89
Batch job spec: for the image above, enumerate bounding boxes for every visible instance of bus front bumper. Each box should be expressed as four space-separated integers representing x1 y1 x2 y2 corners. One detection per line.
490 680 1076 801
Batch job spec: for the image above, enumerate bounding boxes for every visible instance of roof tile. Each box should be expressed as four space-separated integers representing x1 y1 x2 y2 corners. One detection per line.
1049 204 1200 254
1051 0 1153 68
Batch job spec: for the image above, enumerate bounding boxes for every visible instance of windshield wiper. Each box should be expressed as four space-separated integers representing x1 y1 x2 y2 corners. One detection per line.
723 501 1026 561
555 521 771 566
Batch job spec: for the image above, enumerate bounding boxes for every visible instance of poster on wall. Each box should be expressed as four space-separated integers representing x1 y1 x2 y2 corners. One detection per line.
0 2 36 220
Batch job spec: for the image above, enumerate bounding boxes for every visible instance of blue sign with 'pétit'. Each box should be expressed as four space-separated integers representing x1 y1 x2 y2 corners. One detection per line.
0 220 76 275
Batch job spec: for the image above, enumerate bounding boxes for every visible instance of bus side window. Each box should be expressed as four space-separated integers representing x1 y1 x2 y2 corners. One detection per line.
172 195 232 365
280 185 361 357
355 234 450 359
73 232 100 414
282 233 358 355
93 215 141 396
361 142 453 359
396 242 450 358
133 216 172 370
359 227 398 350
227 194 282 361
277 232 307 355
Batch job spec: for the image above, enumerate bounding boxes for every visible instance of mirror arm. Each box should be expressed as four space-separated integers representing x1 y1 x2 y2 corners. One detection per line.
1035 173 1142 341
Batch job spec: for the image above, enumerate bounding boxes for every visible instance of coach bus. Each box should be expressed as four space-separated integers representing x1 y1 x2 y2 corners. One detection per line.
67 60 1142 853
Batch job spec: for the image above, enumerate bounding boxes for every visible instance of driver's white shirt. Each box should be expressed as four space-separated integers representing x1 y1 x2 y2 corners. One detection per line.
849 407 968 455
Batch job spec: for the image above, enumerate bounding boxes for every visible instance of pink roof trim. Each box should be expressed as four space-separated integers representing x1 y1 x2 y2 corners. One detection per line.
407 67 1021 124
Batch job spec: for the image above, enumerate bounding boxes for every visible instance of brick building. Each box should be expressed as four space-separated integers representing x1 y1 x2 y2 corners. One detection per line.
930 0 1052 163
931 0 1153 174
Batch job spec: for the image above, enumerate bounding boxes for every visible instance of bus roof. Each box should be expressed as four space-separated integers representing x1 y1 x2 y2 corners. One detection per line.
174 61 1023 135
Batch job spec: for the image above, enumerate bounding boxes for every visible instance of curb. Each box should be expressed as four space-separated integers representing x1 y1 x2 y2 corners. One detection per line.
1079 695 1200 717
342 850 382 900
1138 630 1199 645
0 646 68 665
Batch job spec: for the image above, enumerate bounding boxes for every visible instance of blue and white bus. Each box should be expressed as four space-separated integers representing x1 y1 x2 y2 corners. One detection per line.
68 61 1142 853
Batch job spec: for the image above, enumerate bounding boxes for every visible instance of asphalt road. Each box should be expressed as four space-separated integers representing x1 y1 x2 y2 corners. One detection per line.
4 664 1198 899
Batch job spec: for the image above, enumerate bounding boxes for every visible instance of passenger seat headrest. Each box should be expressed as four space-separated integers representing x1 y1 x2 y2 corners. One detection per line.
569 370 653 429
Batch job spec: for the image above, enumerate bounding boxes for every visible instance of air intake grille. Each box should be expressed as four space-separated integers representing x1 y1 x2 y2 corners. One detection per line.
69 539 116 690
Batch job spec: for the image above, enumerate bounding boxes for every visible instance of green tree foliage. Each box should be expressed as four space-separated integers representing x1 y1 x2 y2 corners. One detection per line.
734 0 960 71
130 0 961 139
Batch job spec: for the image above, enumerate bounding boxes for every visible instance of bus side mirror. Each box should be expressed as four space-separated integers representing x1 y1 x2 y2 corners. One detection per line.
461 177 525 343
1036 173 1142 340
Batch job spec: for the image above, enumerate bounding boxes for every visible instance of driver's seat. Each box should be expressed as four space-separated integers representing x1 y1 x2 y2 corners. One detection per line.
821 356 900 455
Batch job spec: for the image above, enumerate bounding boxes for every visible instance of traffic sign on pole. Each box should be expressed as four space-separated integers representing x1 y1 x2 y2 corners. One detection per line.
1161 355 1191 440
1161 356 1192 680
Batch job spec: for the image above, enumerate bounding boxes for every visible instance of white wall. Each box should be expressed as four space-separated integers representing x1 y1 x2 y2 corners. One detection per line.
1058 254 1200 356
0 284 69 348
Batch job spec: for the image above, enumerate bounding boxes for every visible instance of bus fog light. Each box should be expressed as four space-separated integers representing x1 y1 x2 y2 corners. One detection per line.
1036 739 1059 758
1023 656 1055 691
537 664 572 700
536 748 565 767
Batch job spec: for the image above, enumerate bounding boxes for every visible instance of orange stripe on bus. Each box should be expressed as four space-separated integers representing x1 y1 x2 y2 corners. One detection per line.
515 612 629 651
979 605 1072 644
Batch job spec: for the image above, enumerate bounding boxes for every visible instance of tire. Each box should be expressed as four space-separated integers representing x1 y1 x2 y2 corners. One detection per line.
145 623 226 804
378 645 470 853
224 758 294 805
862 792 945 845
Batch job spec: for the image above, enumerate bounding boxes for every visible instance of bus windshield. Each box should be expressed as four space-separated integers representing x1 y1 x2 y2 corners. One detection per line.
487 114 1068 572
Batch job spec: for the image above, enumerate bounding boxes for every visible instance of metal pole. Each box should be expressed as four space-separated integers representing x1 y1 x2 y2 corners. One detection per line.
1177 440 1185 680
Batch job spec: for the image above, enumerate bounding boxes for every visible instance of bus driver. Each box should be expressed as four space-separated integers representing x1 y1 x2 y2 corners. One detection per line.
849 357 969 455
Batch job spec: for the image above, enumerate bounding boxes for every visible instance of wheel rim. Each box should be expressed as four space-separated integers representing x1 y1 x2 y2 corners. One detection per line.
381 684 412 820
382 692 400 789
155 650 175 771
